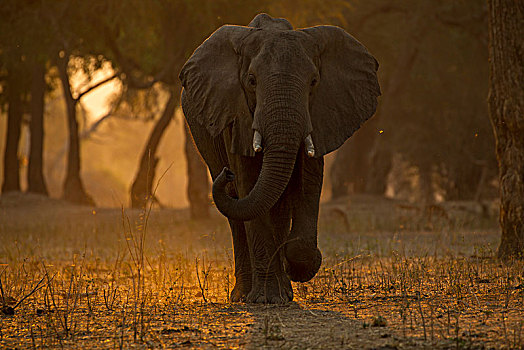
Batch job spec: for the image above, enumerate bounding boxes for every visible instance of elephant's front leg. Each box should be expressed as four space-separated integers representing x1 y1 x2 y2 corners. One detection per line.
228 218 253 302
285 156 324 282
227 154 292 303
244 204 293 303
219 181 253 302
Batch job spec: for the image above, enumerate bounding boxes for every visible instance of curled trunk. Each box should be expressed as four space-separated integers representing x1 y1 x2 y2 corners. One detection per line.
213 109 303 221
213 146 298 221
213 77 306 221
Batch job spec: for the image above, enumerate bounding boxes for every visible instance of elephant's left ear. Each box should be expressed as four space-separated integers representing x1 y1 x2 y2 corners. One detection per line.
179 25 256 157
301 26 381 156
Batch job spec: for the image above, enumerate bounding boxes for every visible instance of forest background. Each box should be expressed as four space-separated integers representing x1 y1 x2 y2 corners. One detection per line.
0 0 494 212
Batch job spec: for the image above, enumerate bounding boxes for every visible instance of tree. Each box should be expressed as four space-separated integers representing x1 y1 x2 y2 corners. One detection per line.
55 52 118 205
88 0 186 209
487 0 523 259
1 64 24 193
0 2 35 194
130 86 179 208
184 124 210 219
24 2 54 196
55 52 93 205
27 60 48 195
45 1 118 205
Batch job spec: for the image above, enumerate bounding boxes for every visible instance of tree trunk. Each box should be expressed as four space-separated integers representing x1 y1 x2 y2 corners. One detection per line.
418 163 434 204
488 0 524 259
27 61 48 195
329 110 392 199
329 126 373 199
2 68 23 193
57 54 94 206
329 143 351 199
131 87 178 208
444 164 484 201
364 132 392 195
184 123 209 219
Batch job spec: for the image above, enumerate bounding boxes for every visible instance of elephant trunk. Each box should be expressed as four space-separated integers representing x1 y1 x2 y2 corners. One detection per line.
212 136 300 221
212 91 304 221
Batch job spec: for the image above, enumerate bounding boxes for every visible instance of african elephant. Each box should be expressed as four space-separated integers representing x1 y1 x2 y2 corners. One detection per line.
179 14 380 303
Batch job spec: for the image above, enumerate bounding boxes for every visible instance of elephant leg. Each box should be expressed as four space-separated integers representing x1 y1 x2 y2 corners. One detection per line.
184 121 252 301
227 154 292 303
285 156 324 282
227 211 252 302
244 206 293 303
223 182 253 302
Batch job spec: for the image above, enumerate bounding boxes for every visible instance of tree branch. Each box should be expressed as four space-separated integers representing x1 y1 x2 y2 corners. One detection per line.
79 91 124 139
92 16 179 89
75 73 119 101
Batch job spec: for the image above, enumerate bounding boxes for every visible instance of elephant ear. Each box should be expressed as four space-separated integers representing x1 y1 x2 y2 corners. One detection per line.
301 25 381 156
179 25 256 156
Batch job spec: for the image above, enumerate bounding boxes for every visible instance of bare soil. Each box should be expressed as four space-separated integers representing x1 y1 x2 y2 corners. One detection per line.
0 193 522 349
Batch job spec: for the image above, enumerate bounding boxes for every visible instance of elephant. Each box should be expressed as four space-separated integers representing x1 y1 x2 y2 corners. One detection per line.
179 13 380 303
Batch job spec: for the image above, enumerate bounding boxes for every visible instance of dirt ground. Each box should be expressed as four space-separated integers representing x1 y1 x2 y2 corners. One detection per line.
0 193 523 349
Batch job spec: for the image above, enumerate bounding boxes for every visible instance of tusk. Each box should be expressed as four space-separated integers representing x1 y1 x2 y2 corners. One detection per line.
253 130 263 153
305 134 315 157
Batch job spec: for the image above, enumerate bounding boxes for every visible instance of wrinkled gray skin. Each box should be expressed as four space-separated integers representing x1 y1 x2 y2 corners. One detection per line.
180 14 380 303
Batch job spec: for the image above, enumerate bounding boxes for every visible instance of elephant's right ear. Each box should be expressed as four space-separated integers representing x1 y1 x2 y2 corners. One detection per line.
179 25 254 141
301 26 380 157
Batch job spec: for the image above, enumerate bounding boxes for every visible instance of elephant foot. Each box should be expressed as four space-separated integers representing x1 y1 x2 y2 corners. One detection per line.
284 238 322 282
230 278 252 302
246 274 293 304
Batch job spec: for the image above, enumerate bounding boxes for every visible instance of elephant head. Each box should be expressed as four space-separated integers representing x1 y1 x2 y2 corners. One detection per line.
180 14 380 221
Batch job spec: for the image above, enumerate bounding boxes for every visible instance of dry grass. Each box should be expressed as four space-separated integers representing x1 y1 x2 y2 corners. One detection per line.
0 192 522 349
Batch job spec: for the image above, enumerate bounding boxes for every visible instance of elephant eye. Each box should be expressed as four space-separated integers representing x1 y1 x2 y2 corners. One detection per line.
311 78 318 87
248 74 256 88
